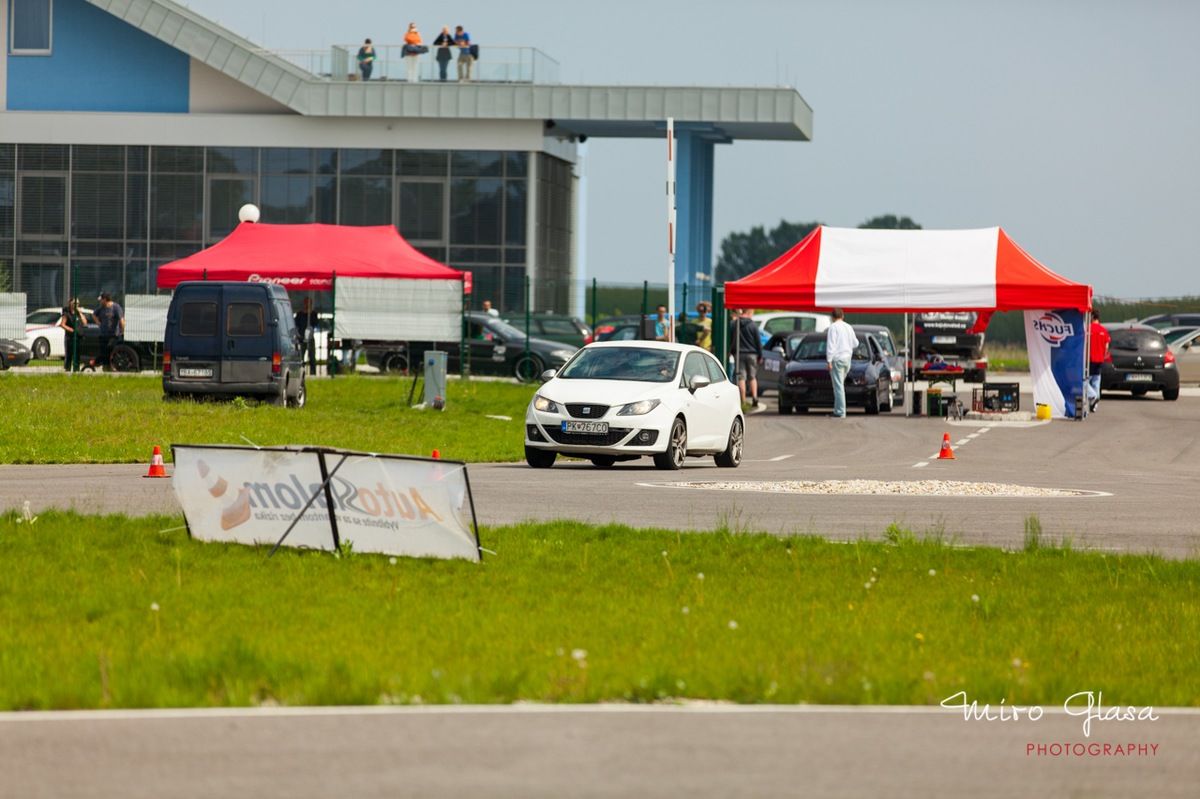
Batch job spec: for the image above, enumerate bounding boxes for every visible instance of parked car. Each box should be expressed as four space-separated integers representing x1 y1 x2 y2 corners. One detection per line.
1138 313 1200 331
752 312 831 347
524 341 743 470
71 326 158 372
1161 325 1200 347
364 312 577 382
913 311 988 382
1167 327 1200 385
501 314 591 347
596 320 705 345
1100 323 1178 401
24 306 93 360
778 332 895 415
853 324 906 407
162 281 307 407
0 338 33 369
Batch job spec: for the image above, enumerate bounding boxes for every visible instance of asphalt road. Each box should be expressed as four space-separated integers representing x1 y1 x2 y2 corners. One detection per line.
2 705 1195 798
5 385 1195 556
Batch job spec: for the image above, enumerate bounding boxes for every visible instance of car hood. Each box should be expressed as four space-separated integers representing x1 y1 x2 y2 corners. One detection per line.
538 378 676 405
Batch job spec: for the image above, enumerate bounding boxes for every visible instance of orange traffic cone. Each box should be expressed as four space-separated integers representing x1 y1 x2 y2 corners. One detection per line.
144 445 169 478
431 449 441 460
937 433 955 460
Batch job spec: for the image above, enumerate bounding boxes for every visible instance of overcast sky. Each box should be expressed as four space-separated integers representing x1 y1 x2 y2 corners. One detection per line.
183 0 1199 298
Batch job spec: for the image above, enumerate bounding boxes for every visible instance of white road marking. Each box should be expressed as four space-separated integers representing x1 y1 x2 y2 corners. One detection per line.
768 454 795 462
912 462 929 468
1 704 1189 723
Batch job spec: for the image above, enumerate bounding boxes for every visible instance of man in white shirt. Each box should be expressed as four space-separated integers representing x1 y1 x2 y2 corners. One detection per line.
825 308 859 418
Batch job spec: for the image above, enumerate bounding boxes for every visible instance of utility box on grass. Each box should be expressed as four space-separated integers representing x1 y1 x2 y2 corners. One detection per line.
424 350 448 409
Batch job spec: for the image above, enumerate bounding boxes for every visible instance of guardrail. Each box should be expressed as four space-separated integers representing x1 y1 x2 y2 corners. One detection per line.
256 45 560 84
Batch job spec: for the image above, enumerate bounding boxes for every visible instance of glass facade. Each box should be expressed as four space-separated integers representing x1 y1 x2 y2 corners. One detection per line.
0 143 574 315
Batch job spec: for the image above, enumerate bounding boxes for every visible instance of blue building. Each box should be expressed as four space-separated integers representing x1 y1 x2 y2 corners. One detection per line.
1 0 811 313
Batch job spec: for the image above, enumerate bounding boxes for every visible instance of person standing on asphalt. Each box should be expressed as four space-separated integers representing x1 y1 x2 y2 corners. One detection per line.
58 297 86 372
1087 310 1111 412
731 309 763 407
357 39 376 81
825 308 858 418
92 292 124 371
433 26 454 81
694 302 713 351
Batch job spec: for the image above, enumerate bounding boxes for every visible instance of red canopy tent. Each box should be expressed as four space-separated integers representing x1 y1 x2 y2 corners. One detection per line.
155 223 470 292
724 226 1090 312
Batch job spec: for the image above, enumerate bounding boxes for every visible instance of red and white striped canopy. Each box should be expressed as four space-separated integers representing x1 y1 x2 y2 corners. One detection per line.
725 226 1092 312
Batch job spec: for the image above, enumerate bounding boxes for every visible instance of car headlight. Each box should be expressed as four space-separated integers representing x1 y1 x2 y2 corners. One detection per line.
786 374 804 386
617 399 660 416
533 394 559 413
549 349 575 362
850 375 866 385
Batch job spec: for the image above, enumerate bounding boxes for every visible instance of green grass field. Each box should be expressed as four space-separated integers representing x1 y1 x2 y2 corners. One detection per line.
2 512 1196 710
0 374 533 464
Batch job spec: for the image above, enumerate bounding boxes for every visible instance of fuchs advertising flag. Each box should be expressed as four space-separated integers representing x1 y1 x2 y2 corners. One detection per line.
1025 309 1087 419
171 445 480 561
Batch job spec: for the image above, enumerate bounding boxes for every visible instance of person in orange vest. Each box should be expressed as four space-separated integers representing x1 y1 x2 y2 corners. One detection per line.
1087 310 1111 412
403 23 424 83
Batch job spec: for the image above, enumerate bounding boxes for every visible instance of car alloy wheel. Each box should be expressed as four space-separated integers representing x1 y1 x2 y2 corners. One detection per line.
514 355 544 383
654 418 687 470
32 337 50 360
715 417 743 468
110 344 141 373
289 376 307 408
383 353 409 374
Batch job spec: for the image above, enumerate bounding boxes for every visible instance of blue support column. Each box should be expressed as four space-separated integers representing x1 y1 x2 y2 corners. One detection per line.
675 129 716 299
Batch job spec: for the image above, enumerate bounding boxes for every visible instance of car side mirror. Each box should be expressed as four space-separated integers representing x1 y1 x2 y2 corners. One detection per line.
540 369 557 383
688 374 712 392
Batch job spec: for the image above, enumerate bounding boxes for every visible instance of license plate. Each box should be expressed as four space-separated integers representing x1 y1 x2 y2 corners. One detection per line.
932 336 957 344
179 367 213 378
764 359 780 372
1125 373 1153 382
562 420 608 434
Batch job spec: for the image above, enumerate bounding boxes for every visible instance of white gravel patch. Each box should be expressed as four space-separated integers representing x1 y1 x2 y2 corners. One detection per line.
652 479 1107 498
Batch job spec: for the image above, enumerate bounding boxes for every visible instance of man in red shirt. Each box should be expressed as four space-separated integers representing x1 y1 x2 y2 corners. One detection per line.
1087 310 1111 412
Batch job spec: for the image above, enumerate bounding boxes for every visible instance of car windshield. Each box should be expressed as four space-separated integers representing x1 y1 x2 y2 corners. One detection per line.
558 347 680 382
791 337 870 361
1110 329 1165 351
867 331 896 356
28 311 61 325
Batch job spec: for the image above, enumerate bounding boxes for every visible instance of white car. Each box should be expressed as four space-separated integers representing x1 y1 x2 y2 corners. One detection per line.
24 307 93 360
524 341 744 470
752 312 832 346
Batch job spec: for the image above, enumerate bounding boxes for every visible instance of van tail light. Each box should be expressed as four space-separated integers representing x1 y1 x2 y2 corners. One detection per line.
272 352 282 374
162 351 171 377
1164 350 1176 366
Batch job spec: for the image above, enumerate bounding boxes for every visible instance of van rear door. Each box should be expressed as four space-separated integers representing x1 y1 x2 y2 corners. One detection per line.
222 285 274 384
174 285 223 381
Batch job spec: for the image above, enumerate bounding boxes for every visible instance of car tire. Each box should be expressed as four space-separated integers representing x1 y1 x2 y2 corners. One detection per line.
589 455 616 468
778 401 793 415
514 354 544 383
1162 387 1179 401
270 375 289 407
1130 387 1149 397
879 381 892 413
288 375 307 408
109 344 140 373
714 417 743 468
653 417 688 470
31 337 50 361
382 353 409 375
525 446 556 468
865 390 880 415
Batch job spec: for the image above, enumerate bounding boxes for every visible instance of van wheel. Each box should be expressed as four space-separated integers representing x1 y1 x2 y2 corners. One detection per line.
110 344 140 373
289 376 307 408
381 353 409 374
271 375 289 407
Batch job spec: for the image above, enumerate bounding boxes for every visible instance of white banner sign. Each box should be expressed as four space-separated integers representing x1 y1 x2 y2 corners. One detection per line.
0 293 26 339
124 294 171 342
334 277 461 342
172 445 480 561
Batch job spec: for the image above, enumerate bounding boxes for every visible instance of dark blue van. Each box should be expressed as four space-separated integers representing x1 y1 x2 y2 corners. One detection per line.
163 282 306 407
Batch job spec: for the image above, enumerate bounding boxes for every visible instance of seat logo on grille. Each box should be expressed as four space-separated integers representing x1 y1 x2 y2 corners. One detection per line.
582 407 591 414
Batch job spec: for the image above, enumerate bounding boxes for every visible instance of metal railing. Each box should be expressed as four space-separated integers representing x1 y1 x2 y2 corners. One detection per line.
256 45 560 84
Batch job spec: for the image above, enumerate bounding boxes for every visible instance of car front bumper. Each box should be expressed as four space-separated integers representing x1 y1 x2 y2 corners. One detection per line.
781 383 873 407
524 404 673 456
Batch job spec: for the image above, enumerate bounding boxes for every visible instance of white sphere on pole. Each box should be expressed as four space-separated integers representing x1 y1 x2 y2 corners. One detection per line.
238 203 261 224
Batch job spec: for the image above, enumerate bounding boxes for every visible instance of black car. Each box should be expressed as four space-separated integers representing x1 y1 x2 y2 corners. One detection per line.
0 337 32 369
501 313 591 347
72 326 159 372
365 312 577 382
1100 323 1179 401
914 312 986 379
778 332 894 414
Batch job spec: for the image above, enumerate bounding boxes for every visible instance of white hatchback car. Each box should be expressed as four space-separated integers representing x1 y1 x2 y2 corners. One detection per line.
24 307 92 360
524 341 744 470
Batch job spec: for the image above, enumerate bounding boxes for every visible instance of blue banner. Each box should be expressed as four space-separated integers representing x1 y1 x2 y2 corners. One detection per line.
1025 309 1087 419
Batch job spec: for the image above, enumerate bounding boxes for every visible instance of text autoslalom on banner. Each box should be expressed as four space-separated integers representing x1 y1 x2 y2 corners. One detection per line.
171 445 481 561
1025 309 1086 419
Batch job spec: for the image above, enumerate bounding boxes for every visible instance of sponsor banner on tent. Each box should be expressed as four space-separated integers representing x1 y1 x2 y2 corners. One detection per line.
1025 309 1086 419
172 445 480 561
